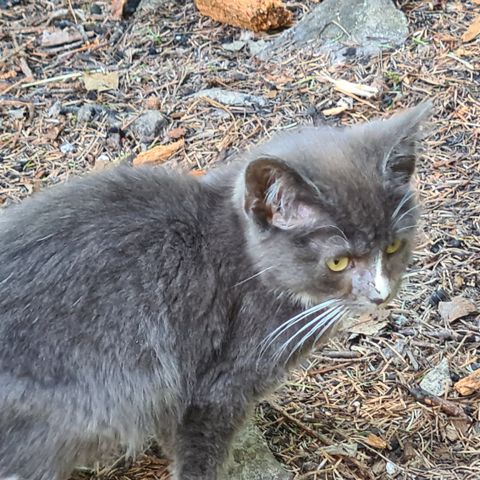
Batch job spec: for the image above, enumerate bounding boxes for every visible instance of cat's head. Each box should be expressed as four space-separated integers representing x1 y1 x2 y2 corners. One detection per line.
238 102 431 311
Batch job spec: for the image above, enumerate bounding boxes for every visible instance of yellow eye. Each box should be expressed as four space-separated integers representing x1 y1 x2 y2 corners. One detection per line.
326 256 350 272
385 239 403 254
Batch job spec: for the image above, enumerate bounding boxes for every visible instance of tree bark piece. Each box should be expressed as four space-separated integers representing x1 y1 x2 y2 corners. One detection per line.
132 139 184 167
194 0 292 32
454 369 480 396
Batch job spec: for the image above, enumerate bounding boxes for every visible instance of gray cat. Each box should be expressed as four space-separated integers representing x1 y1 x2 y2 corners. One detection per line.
0 102 431 480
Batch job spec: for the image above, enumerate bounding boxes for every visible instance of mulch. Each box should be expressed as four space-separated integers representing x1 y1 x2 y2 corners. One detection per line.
1 0 479 479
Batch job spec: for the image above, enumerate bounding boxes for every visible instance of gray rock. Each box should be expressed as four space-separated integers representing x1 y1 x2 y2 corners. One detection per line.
247 39 269 57
77 104 103 124
419 358 451 397
8 108 25 120
130 110 167 141
257 0 408 62
194 88 267 108
222 41 247 52
227 420 292 480
47 101 63 118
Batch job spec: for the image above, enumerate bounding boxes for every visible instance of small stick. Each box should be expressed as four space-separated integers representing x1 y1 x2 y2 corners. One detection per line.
401 384 472 422
20 70 102 89
268 401 332 446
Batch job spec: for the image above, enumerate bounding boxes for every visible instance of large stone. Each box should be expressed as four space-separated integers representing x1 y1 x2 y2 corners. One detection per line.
257 0 408 62
227 420 292 480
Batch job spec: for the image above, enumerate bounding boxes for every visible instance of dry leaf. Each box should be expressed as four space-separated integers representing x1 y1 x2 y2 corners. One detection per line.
112 0 127 19
93 158 111 171
331 78 379 98
41 27 93 48
167 127 187 140
264 73 293 88
322 105 348 116
454 369 480 396
45 125 63 141
343 309 389 336
462 14 480 42
0 70 17 80
322 442 358 457
365 433 388 449
133 139 184 167
264 90 278 99
438 296 477 323
145 96 160 110
83 72 119 92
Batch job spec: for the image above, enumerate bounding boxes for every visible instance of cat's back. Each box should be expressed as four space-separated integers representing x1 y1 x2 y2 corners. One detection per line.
1 165 203 234
0 166 213 378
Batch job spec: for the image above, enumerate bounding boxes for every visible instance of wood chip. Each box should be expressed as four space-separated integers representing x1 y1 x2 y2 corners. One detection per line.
462 14 480 42
454 369 480 396
330 78 380 98
438 296 477 323
322 105 348 116
132 139 184 167
194 0 292 32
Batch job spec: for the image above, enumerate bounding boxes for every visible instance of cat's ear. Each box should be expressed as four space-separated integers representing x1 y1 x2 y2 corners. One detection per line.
244 156 318 230
379 101 432 183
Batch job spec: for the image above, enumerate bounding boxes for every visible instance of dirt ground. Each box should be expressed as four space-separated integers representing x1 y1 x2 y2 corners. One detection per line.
1 0 479 479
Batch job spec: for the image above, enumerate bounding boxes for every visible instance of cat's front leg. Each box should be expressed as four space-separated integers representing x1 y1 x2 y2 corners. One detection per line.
171 404 243 480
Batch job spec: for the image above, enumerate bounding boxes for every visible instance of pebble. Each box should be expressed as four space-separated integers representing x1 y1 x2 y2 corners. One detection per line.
386 461 397 475
77 104 102 123
129 110 167 141
47 101 63 118
90 3 101 14
60 143 75 154
428 288 449 307
419 358 451 396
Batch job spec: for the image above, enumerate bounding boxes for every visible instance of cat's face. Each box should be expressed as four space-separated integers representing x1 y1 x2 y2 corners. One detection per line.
240 103 431 312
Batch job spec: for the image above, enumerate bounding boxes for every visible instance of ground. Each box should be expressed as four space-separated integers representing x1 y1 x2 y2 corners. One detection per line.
1 0 479 479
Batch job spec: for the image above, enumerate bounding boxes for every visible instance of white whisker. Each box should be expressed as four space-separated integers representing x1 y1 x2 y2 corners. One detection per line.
396 224 416 233
312 308 348 346
393 204 420 227
257 299 340 357
318 224 348 242
283 306 346 364
272 304 343 364
234 266 274 287
391 190 415 221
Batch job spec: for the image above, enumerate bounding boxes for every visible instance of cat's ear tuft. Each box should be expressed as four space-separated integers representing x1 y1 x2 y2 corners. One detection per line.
380 101 433 183
244 156 318 230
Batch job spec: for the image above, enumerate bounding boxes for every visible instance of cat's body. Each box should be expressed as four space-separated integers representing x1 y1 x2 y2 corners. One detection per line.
0 103 431 480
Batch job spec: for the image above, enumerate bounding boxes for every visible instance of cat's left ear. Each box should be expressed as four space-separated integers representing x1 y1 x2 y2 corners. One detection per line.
378 101 433 183
243 156 319 230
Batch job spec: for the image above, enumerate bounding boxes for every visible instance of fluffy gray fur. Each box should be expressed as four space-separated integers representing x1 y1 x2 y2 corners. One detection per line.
0 103 431 480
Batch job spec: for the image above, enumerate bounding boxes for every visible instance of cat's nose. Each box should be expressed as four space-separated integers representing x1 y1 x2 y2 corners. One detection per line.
369 294 387 306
